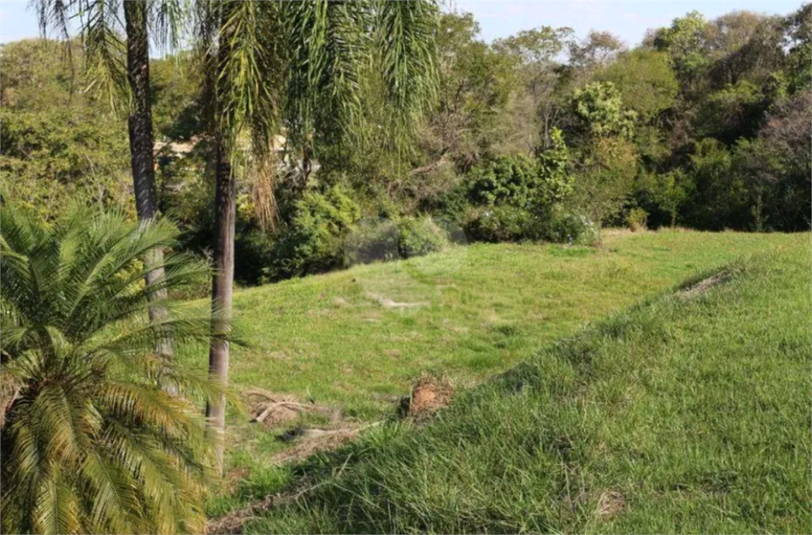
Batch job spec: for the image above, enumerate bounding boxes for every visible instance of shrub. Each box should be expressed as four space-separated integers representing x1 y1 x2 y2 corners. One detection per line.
398 217 449 258
344 218 401 266
543 208 600 245
263 185 361 282
626 207 649 231
0 205 214 534
466 155 542 209
464 206 543 243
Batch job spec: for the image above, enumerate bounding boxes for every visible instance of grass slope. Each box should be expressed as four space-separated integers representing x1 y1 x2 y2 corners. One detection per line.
194 230 803 513
235 233 810 533
217 230 795 416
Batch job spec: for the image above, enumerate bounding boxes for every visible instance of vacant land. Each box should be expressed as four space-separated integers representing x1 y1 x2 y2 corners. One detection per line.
192 230 806 518
224 232 809 534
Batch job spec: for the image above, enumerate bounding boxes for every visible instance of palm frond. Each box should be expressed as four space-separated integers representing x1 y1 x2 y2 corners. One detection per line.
1 204 215 534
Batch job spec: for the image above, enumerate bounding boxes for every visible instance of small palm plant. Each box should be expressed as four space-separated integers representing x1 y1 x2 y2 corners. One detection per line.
1 205 216 534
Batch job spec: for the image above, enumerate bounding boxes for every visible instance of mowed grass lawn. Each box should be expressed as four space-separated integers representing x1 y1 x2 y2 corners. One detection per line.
181 229 806 517
238 232 811 534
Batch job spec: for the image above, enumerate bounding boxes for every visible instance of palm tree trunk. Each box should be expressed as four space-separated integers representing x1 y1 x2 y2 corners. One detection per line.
124 1 174 381
206 136 235 474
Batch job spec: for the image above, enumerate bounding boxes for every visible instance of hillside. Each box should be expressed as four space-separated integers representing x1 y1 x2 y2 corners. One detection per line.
192 230 807 519
224 232 810 533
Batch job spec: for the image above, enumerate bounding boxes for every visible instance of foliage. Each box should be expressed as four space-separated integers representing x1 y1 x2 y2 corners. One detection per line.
653 10 714 87
570 136 638 225
783 3 812 93
422 12 515 170
570 81 636 139
596 50 678 121
464 205 542 243
397 216 449 259
534 127 573 203
0 205 217 534
543 206 600 245
0 108 131 219
263 185 362 282
466 155 543 209
625 206 648 231
682 138 748 230
0 40 131 220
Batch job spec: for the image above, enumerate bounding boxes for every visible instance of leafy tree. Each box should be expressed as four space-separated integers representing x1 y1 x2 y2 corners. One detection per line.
535 127 573 203
0 205 216 534
653 169 691 227
652 11 714 91
682 138 748 229
197 0 439 472
0 40 131 218
0 107 131 218
568 30 625 71
734 90 812 231
494 26 573 149
424 12 514 169
570 81 637 139
696 80 766 144
596 50 678 122
783 3 812 93
568 82 638 224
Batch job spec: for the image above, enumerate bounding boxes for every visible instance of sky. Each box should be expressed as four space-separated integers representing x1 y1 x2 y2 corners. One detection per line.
0 0 804 48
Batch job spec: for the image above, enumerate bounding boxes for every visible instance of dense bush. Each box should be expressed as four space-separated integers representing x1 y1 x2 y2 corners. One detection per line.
464 206 542 243
543 207 600 245
626 207 648 231
466 155 543 208
262 185 362 282
398 217 449 258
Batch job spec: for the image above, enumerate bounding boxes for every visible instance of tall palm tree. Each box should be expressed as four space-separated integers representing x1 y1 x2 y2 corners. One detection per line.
0 204 217 534
34 0 187 373
197 0 439 473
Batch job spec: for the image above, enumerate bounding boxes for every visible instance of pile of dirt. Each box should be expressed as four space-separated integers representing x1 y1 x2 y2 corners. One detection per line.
400 373 454 419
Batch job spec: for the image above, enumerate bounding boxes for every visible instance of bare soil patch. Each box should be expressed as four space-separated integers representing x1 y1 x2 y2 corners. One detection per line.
245 388 339 427
678 271 730 299
399 373 454 419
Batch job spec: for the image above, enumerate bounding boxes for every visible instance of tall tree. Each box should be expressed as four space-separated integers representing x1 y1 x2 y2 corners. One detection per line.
494 26 574 149
197 0 439 473
34 0 186 379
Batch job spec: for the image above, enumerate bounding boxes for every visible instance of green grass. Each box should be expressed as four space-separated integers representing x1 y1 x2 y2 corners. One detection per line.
236 233 810 534
182 229 805 515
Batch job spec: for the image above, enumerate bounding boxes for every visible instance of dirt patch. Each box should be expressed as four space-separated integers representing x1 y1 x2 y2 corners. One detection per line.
678 271 730 299
596 490 626 520
206 492 297 534
245 389 339 427
366 291 428 309
400 374 454 419
272 427 359 465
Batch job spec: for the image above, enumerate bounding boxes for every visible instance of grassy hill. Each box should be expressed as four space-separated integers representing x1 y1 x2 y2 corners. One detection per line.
220 231 810 533
189 230 808 522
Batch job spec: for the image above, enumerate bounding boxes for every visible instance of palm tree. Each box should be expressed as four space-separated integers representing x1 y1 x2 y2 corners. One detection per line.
0 204 217 534
197 0 439 472
34 0 187 373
